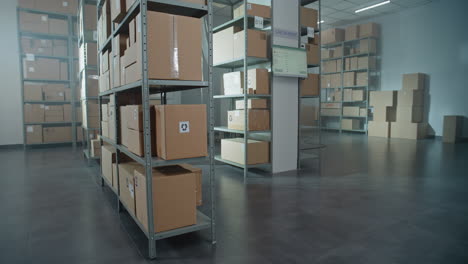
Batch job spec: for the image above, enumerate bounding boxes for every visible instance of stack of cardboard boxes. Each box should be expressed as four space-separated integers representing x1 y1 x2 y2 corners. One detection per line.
368 91 397 138
18 0 79 15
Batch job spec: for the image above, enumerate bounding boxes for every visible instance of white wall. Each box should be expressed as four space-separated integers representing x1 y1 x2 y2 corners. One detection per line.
0 0 23 145
336 0 468 136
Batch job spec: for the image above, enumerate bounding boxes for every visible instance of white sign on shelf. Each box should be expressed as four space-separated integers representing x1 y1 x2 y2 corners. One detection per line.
307 27 315 38
254 16 264 29
272 45 308 78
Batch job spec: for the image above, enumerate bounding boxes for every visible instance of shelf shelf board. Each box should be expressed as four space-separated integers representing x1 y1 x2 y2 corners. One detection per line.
344 36 378 44
20 31 73 40
26 141 73 146
301 95 319 99
101 173 118 195
214 15 271 33
342 116 367 119
341 128 367 133
214 155 270 169
344 69 370 73
18 7 77 19
151 156 208 168
301 0 320 6
99 80 209 96
321 57 342 62
321 71 341 75
343 85 367 89
21 53 70 61
320 115 341 118
113 0 140 37
25 121 80 125
214 57 270 69
300 152 320 160
98 34 112 53
322 36 378 49
214 94 271 99
343 52 376 59
23 79 71 84
148 0 208 18
308 64 320 68
342 100 367 103
24 101 74 104
214 126 271 134
300 125 320 129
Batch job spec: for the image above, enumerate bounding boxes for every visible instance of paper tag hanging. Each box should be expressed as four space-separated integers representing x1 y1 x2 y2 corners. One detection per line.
254 16 264 29
179 121 190 133
307 27 315 38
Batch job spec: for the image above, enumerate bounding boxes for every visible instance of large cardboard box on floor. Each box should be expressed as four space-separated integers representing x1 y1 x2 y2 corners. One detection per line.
300 7 318 28
23 83 43 101
223 69 270 95
369 91 397 107
26 125 42 144
227 110 270 131
233 29 268 60
345 25 359 41
321 28 345 45
234 3 271 19
300 74 319 96
358 56 376 70
443 116 464 143
155 105 208 160
221 138 269 165
24 104 45 123
43 127 72 143
402 73 425 91
235 99 268 110
397 90 424 107
119 162 145 216
101 145 116 186
359 23 379 38
341 119 361 130
373 106 396 122
391 122 427 140
368 121 391 138
304 44 319 65
396 106 424 123
134 164 197 233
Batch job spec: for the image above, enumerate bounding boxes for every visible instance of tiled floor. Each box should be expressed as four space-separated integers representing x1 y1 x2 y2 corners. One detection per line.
1 133 467 263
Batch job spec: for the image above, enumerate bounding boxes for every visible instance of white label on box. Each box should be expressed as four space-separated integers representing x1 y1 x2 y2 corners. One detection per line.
41 15 47 22
115 0 120 9
307 27 315 38
247 3 252 10
179 121 190 133
28 67 35 72
40 105 44 109
26 54 35 61
133 109 137 120
254 16 264 29
27 126 34 132
63 1 68 7
59 92 64 96
45 106 49 110
93 31 98 41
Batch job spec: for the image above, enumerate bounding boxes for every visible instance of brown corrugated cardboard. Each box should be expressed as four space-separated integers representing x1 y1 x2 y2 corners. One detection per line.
235 99 268 110
333 89 342 102
86 43 98 66
178 163 202 207
19 12 48 34
352 90 365 101
331 74 341 88
119 162 144 216
369 91 397 107
63 104 72 122
341 119 361 130
443 116 464 143
233 29 268 59
300 7 318 28
305 44 319 65
43 127 72 142
402 73 425 91
356 72 368 86
134 164 197 232
397 90 424 107
368 121 391 138
358 56 376 70
234 3 271 19
44 105 64 122
391 122 427 140
336 59 343 71
43 84 66 101
60 62 68 81
49 18 69 35
24 104 45 123
322 60 336 73
360 39 377 53
373 106 396 122
26 125 42 144
396 106 423 123
321 28 345 45
350 57 358 71
91 139 101 157
343 89 353 101
345 25 359 41
343 72 355 87
101 104 109 122
101 145 116 186
23 84 43 101
18 0 35 9
223 69 269 95
111 0 126 22
84 4 97 30
359 23 379 38
108 105 116 141
343 106 360 117
333 47 347 58
155 105 208 160
300 74 319 96
221 138 269 165
227 110 270 131
309 33 320 45
214 27 236 65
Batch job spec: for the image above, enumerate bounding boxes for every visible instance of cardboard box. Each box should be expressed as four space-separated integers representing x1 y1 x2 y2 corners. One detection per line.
352 90 365 101
227 110 270 131
101 104 109 122
26 125 42 144
24 104 45 123
341 119 361 130
321 108 341 116
43 84 66 101
23 58 61 80
332 46 347 58
321 50 333 60
358 56 376 70
330 74 341 88
101 50 110 73
235 99 268 110
369 91 397 107
44 105 64 122
360 108 368 117
343 89 353 101
322 60 336 73
19 12 48 34
343 106 360 117
23 84 43 101
300 74 319 96
305 44 319 65
101 145 116 186
350 57 358 71
333 90 342 102
49 18 69 35
345 25 359 41
396 106 424 123
221 138 269 165
343 72 355 87
360 39 377 54
63 104 72 122
223 69 269 95
391 122 427 140
398 90 424 107
402 73 425 91
120 106 128 146
368 121 390 138
300 7 318 28
234 3 271 19
300 105 318 126
321 28 345 45
134 164 197 233
111 0 126 22
84 4 97 30
443 116 464 143
233 29 268 60
309 33 320 45
373 106 396 122
356 72 368 86
119 162 144 216
60 62 68 81
213 27 236 65
336 59 343 71
43 127 72 143
359 23 379 38
155 105 208 160
101 121 109 138
91 139 101 157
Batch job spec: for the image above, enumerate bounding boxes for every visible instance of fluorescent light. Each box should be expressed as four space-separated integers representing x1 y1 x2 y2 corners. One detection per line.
355 0 391 13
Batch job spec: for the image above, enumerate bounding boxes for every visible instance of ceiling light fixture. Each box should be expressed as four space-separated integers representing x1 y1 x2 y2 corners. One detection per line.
355 0 391 13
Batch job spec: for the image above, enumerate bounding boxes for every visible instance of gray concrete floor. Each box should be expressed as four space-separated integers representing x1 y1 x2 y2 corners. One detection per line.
1 132 468 263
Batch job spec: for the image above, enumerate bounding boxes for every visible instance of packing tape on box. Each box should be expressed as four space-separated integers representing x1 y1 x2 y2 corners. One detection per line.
172 18 180 78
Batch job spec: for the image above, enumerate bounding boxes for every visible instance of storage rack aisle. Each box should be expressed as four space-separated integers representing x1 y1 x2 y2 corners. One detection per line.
17 5 80 147
96 0 215 259
298 0 325 168
78 0 100 162
320 23 380 133
212 0 273 182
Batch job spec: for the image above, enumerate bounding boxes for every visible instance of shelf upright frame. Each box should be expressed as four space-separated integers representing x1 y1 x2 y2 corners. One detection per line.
242 1 249 182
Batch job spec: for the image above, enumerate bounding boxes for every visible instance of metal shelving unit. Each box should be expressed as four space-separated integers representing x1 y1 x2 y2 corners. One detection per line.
78 0 99 161
298 0 323 168
17 7 79 147
320 36 379 133
96 0 215 259
212 0 273 182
